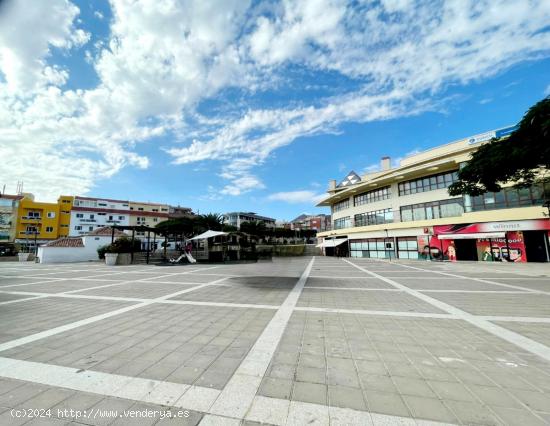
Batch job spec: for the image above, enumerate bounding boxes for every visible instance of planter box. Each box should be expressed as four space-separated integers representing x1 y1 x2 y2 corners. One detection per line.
117 253 131 265
105 253 118 266
18 253 30 262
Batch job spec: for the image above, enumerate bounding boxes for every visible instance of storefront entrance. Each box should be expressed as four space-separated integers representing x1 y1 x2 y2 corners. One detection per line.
454 239 478 261
523 231 550 262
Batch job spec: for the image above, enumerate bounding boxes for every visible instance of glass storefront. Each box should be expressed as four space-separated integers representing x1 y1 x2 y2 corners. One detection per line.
350 238 394 258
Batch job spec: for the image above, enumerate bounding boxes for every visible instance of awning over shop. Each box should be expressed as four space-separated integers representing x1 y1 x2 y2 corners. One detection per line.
437 232 505 240
189 230 228 240
316 238 348 248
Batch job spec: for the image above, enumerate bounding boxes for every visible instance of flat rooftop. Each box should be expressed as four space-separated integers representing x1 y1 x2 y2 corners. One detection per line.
0 257 549 425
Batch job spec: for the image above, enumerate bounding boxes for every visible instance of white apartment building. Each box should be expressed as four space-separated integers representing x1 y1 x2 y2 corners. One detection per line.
223 212 277 229
69 196 130 236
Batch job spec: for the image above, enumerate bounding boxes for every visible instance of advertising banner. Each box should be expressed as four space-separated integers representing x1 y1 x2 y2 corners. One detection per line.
476 231 526 262
434 219 550 235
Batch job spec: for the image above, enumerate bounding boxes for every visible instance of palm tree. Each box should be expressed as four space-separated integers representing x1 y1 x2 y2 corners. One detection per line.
198 213 225 231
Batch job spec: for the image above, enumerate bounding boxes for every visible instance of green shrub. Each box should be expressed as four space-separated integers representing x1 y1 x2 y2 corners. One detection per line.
98 237 141 258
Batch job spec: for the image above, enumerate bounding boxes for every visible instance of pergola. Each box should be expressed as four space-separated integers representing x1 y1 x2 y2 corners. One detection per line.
108 225 167 264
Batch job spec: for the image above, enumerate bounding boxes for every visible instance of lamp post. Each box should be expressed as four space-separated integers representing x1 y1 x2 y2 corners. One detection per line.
385 228 391 262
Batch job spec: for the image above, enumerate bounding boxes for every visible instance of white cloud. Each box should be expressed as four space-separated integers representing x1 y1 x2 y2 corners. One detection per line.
267 190 326 205
1 0 550 200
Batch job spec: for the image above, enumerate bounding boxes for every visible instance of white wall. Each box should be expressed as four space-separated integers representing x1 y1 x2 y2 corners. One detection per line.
38 235 117 263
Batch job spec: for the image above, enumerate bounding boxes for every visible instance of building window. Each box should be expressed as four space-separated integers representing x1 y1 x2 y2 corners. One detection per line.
109 215 113 220
333 199 350 213
76 213 83 218
89 226 93 231
61 224 68 228
469 183 549 212
153 218 158 222
75 226 82 230
350 238 394 259
47 212 55 218
152 209 158 212
62 200 70 203
45 226 53 232
25 226 38 233
118 216 124 220
397 237 419 259
89 214 94 219
398 171 459 196
27 211 40 218
138 207 144 211
333 217 351 230
400 198 464 222
354 186 391 206
98 203 107 206
354 209 393 227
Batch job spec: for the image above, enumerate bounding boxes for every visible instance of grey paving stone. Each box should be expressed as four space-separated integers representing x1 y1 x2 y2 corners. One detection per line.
444 400 503 426
328 385 367 411
292 381 328 405
364 390 412 418
258 377 293 400
491 406 547 426
402 395 459 423
392 377 437 398
295 366 326 384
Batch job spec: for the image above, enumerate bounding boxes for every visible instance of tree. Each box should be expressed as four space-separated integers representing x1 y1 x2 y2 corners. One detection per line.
448 96 550 197
197 213 225 231
240 221 267 238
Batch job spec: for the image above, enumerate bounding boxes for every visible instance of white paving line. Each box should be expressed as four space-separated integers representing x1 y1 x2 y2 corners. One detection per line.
0 276 230 353
0 288 280 310
305 286 401 291
0 356 220 413
208 257 316 419
479 316 550 323
294 306 457 319
0 357 451 426
344 259 550 363
377 261 550 295
0 295 48 306
419 289 529 294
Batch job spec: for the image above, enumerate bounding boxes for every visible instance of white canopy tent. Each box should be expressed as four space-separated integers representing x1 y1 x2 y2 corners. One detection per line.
316 238 348 248
189 230 228 241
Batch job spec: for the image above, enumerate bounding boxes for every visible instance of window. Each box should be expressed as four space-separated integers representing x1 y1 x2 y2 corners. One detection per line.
45 226 53 232
350 238 394 259
138 207 144 211
398 171 459 196
354 209 393 227
27 211 40 218
354 186 391 206
98 203 107 207
153 218 158 222
118 216 124 220
89 214 94 219
62 199 70 203
25 226 38 233
161 208 168 212
76 213 83 218
469 183 549 212
400 199 464 222
61 224 68 228
75 226 82 230
333 199 350 213
397 237 419 259
109 215 113 220
47 212 55 218
89 226 93 231
152 209 158 212
333 217 351 230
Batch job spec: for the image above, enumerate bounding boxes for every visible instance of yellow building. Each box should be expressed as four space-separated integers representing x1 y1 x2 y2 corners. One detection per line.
317 126 550 262
14 194 73 250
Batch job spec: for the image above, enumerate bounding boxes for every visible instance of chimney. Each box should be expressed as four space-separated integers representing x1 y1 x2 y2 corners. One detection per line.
328 179 336 190
380 156 391 171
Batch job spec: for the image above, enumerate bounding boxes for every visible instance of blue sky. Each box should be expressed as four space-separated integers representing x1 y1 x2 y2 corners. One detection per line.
1 0 549 221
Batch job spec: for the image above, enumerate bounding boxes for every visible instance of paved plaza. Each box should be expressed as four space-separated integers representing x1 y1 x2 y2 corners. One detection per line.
0 257 549 425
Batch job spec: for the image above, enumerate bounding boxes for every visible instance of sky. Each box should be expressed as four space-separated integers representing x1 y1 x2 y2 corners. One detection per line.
0 0 549 222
